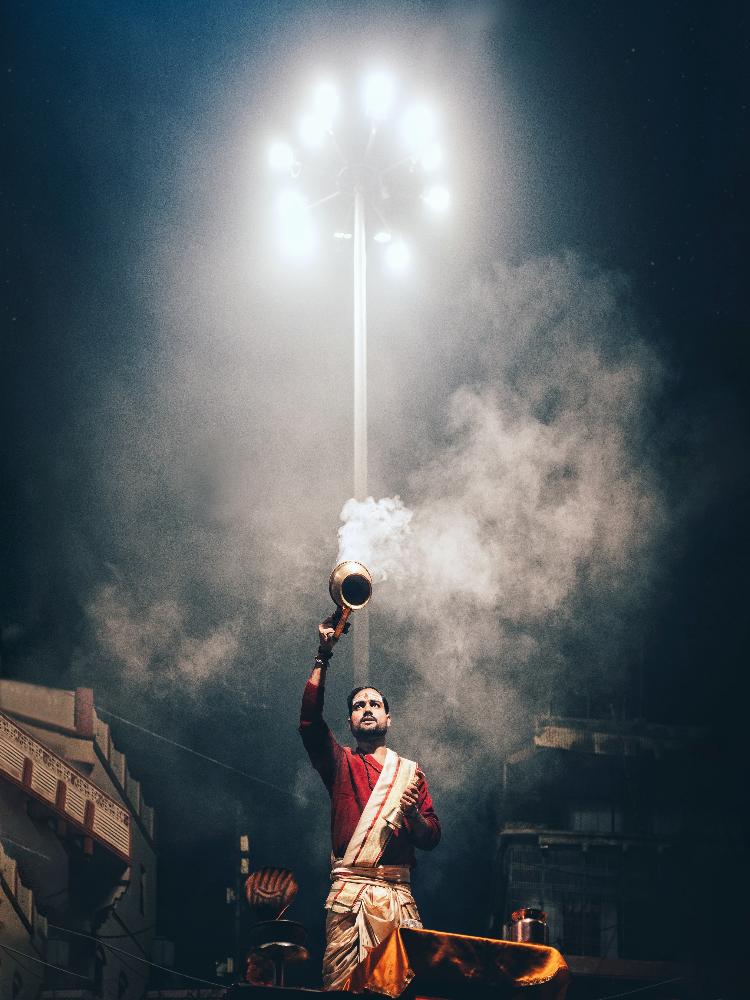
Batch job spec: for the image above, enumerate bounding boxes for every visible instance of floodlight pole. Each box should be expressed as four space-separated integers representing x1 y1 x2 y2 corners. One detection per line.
352 186 369 681
353 188 367 502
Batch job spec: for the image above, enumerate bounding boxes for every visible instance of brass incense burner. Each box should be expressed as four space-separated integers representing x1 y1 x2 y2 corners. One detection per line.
328 560 372 638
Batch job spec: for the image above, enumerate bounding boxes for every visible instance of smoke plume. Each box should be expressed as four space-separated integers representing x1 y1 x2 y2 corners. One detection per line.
332 255 664 751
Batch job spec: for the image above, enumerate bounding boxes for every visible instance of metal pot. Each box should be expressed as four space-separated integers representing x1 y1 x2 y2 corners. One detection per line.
329 560 372 610
506 907 549 945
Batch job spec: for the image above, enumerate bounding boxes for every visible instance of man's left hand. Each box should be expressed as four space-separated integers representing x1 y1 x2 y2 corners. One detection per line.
399 770 423 818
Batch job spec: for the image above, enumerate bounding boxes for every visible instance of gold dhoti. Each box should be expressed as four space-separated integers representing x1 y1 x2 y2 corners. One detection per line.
322 863 422 991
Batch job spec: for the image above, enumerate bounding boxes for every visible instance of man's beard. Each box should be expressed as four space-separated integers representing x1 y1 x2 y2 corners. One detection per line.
353 719 388 740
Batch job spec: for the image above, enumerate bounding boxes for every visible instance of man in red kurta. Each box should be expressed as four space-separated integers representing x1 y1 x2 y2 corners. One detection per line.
300 617 441 990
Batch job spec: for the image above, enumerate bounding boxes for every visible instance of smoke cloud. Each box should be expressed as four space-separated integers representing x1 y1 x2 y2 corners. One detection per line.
89 583 241 685
337 496 413 578
81 249 666 758
332 254 664 752
77 246 667 939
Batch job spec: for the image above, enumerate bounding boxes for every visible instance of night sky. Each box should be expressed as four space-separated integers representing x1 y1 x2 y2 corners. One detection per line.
2 0 748 986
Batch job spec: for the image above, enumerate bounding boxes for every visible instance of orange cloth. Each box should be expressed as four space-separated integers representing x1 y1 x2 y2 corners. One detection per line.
323 871 421 991
345 926 569 999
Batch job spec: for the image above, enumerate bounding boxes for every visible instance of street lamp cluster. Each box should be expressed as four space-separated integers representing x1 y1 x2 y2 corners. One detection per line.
267 71 450 269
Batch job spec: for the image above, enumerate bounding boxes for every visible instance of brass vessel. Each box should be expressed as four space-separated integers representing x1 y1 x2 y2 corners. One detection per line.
329 560 372 610
328 561 372 638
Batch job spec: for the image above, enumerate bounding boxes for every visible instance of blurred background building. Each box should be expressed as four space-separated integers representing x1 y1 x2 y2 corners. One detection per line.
0 681 158 999
489 714 721 998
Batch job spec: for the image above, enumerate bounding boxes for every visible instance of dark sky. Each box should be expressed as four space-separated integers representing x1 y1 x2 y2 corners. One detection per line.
2 0 748 985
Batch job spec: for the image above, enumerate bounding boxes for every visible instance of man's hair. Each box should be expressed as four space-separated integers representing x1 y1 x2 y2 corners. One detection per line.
347 686 390 716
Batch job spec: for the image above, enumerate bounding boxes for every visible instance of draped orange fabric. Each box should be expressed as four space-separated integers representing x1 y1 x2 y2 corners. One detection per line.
344 927 569 999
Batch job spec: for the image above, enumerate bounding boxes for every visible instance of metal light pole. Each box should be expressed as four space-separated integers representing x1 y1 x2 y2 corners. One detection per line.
268 73 450 682
353 187 367 503
352 187 369 678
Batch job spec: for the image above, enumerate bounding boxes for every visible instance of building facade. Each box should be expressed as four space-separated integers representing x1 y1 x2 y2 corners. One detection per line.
490 716 713 997
0 680 157 1000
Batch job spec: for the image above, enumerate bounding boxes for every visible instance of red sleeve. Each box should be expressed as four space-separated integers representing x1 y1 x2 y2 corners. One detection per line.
405 773 441 850
299 678 341 792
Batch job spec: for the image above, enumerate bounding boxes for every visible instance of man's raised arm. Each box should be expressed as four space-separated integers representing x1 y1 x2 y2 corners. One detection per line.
299 616 348 787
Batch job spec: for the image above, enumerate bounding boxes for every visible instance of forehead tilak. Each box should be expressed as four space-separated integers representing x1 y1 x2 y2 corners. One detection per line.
354 689 382 703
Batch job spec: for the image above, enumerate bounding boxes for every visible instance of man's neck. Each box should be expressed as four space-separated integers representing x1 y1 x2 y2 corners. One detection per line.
356 738 388 763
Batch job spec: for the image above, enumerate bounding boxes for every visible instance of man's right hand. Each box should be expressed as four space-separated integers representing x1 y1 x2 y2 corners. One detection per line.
318 614 350 657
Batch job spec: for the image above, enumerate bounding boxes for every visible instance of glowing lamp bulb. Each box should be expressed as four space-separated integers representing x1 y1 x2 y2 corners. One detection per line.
423 184 450 212
363 71 396 121
373 230 392 244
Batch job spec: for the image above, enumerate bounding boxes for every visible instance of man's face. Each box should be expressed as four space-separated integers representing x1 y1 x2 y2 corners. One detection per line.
349 688 390 741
